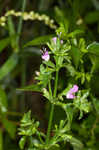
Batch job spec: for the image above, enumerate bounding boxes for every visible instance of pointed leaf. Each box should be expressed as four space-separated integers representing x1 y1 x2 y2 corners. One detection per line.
0 37 10 53
87 42 99 56
70 46 81 69
19 136 26 149
0 53 18 80
24 35 54 47
18 84 42 92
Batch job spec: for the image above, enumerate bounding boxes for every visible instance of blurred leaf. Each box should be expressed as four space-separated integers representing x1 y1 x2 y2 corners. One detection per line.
69 136 83 150
54 7 66 22
87 42 99 72
56 21 69 38
8 15 19 52
63 104 73 124
0 53 18 80
87 42 99 56
19 136 26 150
70 46 81 69
0 37 10 53
2 118 16 138
0 87 7 113
85 11 99 24
0 129 3 150
60 134 83 150
65 64 76 76
43 60 55 68
68 30 84 38
91 96 99 114
73 0 80 17
24 35 54 47
55 7 69 34
18 84 42 92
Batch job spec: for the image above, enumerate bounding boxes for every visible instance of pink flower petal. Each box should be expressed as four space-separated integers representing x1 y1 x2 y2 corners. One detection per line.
69 85 79 93
66 92 75 99
52 37 57 44
60 40 63 44
66 85 79 99
42 51 50 61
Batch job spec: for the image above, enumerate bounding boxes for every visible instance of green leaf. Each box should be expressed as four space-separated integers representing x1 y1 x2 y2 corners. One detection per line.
87 42 99 56
70 46 81 69
24 35 54 47
87 42 99 72
65 64 76 76
54 7 69 33
8 15 19 52
19 111 39 136
68 30 84 38
2 118 16 138
0 53 18 80
91 96 99 114
43 60 55 68
19 136 26 149
85 11 99 24
74 91 91 113
61 134 83 150
0 37 10 53
18 84 42 92
63 104 73 124
0 87 7 113
69 136 83 150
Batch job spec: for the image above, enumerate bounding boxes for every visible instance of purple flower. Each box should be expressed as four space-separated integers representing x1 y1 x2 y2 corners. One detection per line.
66 85 79 99
52 37 57 44
42 50 50 61
52 37 63 45
60 40 63 44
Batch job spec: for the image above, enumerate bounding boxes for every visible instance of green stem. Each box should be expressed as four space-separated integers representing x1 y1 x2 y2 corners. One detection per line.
16 0 27 43
20 59 26 112
48 80 52 98
46 71 59 144
53 70 59 98
46 104 54 144
17 0 26 111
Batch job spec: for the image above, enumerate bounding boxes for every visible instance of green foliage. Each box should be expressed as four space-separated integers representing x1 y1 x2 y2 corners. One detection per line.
87 42 99 72
85 11 99 24
24 35 54 47
0 53 18 80
0 37 10 53
18 22 97 150
0 87 7 113
0 0 99 150
1 118 16 138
